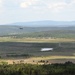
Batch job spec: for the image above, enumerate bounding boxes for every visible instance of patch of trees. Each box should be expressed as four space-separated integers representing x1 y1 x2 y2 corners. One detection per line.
6 54 32 58
0 61 75 75
9 30 75 39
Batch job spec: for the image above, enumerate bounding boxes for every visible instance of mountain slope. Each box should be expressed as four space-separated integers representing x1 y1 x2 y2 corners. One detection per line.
0 25 75 38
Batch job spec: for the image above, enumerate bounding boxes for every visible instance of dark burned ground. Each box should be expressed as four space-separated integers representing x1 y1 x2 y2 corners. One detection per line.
0 42 75 58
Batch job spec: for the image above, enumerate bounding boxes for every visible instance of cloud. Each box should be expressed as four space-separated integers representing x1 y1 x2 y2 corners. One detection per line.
1 0 75 13
47 2 67 12
20 0 68 12
20 0 38 8
42 0 75 12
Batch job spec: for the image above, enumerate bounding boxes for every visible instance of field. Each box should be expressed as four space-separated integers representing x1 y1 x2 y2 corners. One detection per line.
0 26 75 39
0 41 75 57
0 37 75 42
0 56 75 64
0 26 75 64
0 40 75 64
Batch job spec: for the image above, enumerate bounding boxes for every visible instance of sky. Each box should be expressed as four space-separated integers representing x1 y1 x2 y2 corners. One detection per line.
0 0 75 24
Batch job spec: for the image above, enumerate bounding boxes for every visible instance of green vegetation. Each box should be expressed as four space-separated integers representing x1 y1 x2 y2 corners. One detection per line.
0 27 75 42
0 62 75 75
0 42 75 58
0 26 75 74
4 30 75 39
6 54 32 58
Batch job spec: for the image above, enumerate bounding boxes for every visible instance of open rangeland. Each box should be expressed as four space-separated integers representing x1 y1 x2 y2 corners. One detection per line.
0 56 75 64
0 37 75 42
0 38 75 64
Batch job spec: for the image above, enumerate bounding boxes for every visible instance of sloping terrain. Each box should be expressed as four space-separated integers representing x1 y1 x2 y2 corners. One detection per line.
0 25 75 39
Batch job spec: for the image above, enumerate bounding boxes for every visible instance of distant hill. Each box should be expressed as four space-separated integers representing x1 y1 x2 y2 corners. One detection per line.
0 20 75 36
9 20 75 27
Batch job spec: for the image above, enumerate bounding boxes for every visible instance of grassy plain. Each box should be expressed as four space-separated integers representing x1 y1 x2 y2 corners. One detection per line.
0 37 75 64
0 37 75 43
0 56 75 64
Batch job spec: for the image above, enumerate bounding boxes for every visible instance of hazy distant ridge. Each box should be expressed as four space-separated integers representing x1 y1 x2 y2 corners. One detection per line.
0 20 75 36
10 20 75 27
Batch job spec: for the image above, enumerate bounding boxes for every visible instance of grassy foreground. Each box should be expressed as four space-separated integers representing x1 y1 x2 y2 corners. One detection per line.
0 61 75 75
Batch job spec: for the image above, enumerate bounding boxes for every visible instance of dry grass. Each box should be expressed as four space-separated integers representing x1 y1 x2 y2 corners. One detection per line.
0 56 75 64
0 37 75 64
0 37 75 43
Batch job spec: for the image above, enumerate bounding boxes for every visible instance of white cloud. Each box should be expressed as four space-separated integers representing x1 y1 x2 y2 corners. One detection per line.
20 2 31 8
48 2 67 12
20 0 38 8
1 0 75 11
20 0 69 12
45 0 75 12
